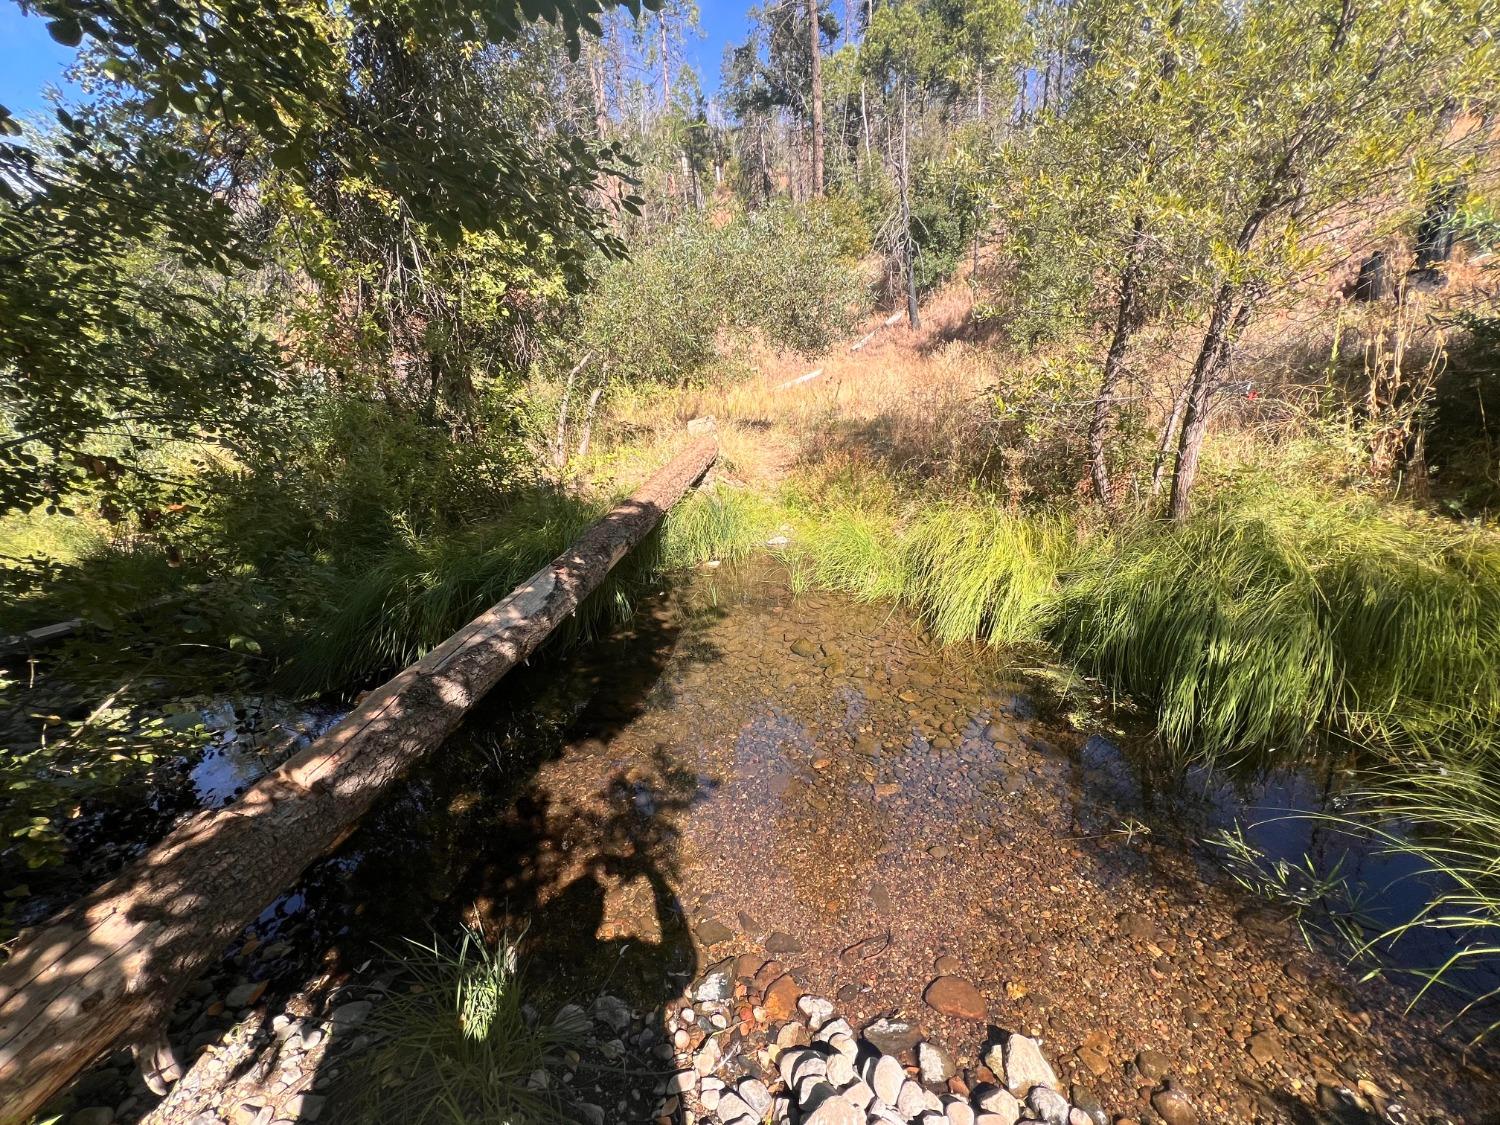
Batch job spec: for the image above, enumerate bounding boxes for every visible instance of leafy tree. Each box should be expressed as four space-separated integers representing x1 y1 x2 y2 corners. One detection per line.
0 0 658 516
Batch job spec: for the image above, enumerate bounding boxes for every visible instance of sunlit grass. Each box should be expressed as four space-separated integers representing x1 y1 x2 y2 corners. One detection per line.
1054 484 1500 766
332 931 590 1125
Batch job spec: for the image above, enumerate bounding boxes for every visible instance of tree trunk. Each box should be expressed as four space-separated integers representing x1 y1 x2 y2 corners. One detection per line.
0 439 717 1124
659 13 671 108
553 352 592 472
899 78 920 329
1151 379 1192 498
1168 286 1249 519
575 382 606 460
808 0 825 197
1089 218 1147 506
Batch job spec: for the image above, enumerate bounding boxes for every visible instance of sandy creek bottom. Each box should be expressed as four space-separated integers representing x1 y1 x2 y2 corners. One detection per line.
41 559 1500 1124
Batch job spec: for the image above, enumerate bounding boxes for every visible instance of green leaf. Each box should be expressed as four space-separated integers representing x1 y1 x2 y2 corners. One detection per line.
45 18 83 47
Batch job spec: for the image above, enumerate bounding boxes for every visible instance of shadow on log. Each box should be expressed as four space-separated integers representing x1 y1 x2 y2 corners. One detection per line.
0 436 718 1123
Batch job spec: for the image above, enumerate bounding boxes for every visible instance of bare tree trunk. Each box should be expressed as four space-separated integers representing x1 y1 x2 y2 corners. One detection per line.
860 81 872 165
575 381 606 460
1168 286 1250 519
553 352 593 471
1151 380 1192 498
808 0 825 197
1089 220 1147 506
0 439 719 1124
900 78 920 329
659 13 672 108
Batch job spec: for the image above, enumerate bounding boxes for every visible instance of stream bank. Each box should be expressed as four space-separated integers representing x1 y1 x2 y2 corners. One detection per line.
23 559 1500 1125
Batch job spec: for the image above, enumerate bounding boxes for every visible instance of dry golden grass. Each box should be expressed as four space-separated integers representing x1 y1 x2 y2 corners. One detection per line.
595 284 1006 495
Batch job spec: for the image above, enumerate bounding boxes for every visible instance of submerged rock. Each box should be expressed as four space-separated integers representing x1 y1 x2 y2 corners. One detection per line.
924 976 986 1020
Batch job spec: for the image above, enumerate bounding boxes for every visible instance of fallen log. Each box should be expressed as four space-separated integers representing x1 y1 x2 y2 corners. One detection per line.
0 436 717 1122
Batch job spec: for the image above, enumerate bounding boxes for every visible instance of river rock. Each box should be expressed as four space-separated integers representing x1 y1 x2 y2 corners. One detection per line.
923 976 986 1020
692 963 733 1005
1026 1085 1071 1125
1151 1083 1198 1125
919 1040 957 1084
225 981 268 1009
716 1091 753 1122
841 1080 876 1110
590 994 632 1033
896 1079 928 1117
863 1016 923 1056
695 917 734 945
975 1085 1021 1123
779 1048 815 1087
739 1078 773 1115
802 1094 861 1125
1118 912 1160 943
694 1036 721 1075
1000 1033 1056 1094
827 1051 856 1086
944 1098 976 1125
871 1054 905 1104
1246 1030 1282 1066
1070 1084 1107 1125
763 974 802 1021
799 994 836 1030
1134 1048 1172 1080
329 1000 372 1031
766 930 805 954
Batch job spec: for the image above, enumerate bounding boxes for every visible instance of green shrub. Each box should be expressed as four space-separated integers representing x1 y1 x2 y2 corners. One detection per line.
581 205 864 385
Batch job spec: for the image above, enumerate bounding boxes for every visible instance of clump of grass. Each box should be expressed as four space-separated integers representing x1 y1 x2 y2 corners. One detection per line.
799 499 911 604
332 931 590 1125
660 484 779 568
1054 484 1500 766
905 505 1073 647
1340 761 1500 1038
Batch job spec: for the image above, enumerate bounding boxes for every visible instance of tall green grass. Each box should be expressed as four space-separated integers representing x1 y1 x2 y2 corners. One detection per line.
282 482 780 694
1055 486 1500 765
1342 760 1500 1038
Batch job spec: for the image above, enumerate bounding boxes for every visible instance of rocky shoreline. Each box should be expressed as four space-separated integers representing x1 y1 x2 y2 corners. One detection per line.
662 952 1114 1125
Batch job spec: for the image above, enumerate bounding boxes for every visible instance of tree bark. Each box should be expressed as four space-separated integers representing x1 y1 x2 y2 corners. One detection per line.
0 438 717 1124
575 382 606 460
1151 379 1192 498
808 0 825 197
899 78 920 329
1168 286 1250 520
1089 218 1147 506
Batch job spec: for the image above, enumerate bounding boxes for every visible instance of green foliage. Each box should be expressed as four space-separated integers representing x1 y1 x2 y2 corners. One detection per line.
332 930 590 1125
910 151 982 294
279 489 612 693
581 205 863 384
1 0 657 519
1055 484 1500 765
1341 762 1500 1035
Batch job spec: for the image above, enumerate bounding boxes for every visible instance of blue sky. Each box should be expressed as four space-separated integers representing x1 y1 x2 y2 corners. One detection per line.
0 2 755 121
0 4 81 121
689 3 756 97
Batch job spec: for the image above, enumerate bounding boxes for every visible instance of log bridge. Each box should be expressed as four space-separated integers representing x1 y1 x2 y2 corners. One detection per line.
0 436 718 1123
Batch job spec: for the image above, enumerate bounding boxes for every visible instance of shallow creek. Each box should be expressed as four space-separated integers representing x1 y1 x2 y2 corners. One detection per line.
25 560 1500 1123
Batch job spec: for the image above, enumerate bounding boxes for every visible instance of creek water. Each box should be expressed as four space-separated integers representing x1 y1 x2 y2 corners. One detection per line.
20 559 1500 1122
